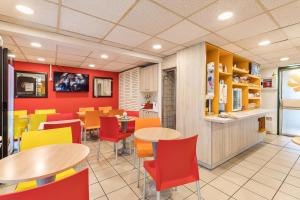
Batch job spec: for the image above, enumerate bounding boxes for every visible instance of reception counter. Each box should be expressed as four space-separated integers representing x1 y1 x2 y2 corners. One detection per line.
199 109 271 169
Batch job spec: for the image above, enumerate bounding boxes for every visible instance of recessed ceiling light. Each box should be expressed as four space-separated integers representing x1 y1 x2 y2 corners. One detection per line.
8 54 16 58
218 11 233 21
152 44 162 50
37 57 45 62
259 40 271 46
89 64 95 68
100 54 109 59
16 4 34 15
280 57 289 61
31 42 42 48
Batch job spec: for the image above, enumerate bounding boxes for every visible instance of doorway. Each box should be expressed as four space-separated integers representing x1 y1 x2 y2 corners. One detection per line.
162 68 176 129
278 65 300 136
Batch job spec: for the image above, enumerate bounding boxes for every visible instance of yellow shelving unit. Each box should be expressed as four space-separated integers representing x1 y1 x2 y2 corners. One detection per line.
205 42 261 115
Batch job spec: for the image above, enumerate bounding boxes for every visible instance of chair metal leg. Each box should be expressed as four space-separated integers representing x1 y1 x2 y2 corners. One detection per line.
137 158 141 188
143 170 146 200
156 191 160 200
196 180 202 200
84 129 87 141
18 137 20 152
133 147 136 168
115 143 118 165
97 140 100 160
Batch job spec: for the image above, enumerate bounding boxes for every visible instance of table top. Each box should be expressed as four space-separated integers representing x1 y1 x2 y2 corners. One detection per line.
117 116 136 122
292 137 300 145
134 127 181 142
0 144 89 184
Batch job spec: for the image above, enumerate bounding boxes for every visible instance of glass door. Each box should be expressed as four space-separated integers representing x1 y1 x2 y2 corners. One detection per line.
279 66 300 136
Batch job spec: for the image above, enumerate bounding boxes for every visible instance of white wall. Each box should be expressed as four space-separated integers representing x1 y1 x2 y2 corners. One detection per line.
261 67 278 134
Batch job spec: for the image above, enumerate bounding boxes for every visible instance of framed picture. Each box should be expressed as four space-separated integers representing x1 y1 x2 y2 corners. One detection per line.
15 71 48 98
93 77 112 97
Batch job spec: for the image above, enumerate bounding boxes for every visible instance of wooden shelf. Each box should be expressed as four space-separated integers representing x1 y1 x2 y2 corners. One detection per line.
248 74 261 80
248 86 261 90
219 71 232 76
232 82 248 87
233 67 249 74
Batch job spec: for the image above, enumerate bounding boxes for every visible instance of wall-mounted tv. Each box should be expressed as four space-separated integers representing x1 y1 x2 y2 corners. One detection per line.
53 72 89 92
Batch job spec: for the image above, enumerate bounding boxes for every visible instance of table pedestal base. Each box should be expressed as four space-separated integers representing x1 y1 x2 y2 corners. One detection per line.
37 176 55 186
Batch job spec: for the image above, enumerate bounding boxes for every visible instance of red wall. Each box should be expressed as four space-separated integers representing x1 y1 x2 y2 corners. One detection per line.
13 61 119 114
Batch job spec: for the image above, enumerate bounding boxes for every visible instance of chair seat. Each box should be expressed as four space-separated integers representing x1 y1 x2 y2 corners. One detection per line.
84 125 100 130
136 142 153 157
15 168 76 192
100 132 132 142
144 160 198 191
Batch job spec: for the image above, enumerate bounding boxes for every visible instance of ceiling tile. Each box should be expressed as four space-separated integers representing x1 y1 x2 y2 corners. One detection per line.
236 50 254 58
249 40 294 55
271 1 300 27
56 59 81 67
153 0 215 17
105 26 151 47
247 56 269 64
216 14 278 41
56 54 86 62
221 43 243 52
290 38 300 46
0 35 15 45
101 40 134 50
184 33 229 47
120 0 182 35
189 0 263 31
157 20 209 44
104 61 134 71
21 47 56 58
12 53 27 61
137 37 177 53
62 0 135 22
60 7 114 38
3 44 21 54
0 0 58 27
27 55 55 64
235 29 287 49
89 50 119 61
282 23 300 39
13 35 57 51
80 58 106 68
259 0 294 10
161 45 185 56
115 55 142 64
260 47 299 60
57 45 92 56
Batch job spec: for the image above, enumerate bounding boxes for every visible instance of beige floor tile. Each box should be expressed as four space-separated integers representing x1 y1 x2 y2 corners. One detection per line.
184 193 199 200
107 186 138 200
265 162 291 174
210 177 240 196
221 171 248 186
95 196 108 200
285 175 300 188
120 169 144 185
290 169 300 178
279 183 300 199
94 166 118 182
89 170 98 185
184 180 206 192
238 160 262 171
259 167 287 181
244 156 267 166
113 161 134 174
243 180 276 199
168 185 194 200
89 183 105 200
233 188 267 200
100 176 127 194
129 181 144 198
200 184 229 200
199 168 217 183
0 185 16 195
230 165 256 178
273 191 299 200
251 172 282 190
285 142 300 151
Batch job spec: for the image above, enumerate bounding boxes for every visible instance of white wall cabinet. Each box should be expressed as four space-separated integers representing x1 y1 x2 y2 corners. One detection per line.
140 64 158 92
139 110 159 118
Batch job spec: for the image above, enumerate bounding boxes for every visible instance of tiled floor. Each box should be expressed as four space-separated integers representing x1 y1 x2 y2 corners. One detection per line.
1 134 300 200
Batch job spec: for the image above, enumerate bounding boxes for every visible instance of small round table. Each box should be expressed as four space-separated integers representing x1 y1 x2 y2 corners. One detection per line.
134 127 181 158
117 116 136 155
292 137 300 145
0 144 89 185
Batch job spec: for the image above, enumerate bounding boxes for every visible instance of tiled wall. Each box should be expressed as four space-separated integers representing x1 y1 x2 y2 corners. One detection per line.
162 69 176 129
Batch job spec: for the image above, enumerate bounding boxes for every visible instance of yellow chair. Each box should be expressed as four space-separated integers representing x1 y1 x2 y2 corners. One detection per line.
14 110 28 117
98 106 112 114
14 116 28 150
79 107 94 112
35 109 56 115
16 127 75 192
28 114 47 131
134 118 161 187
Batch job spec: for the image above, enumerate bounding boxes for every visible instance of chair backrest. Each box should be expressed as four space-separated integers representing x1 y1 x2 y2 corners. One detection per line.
135 118 161 130
79 107 94 112
28 114 47 131
44 121 81 144
21 127 72 151
84 111 100 127
99 117 120 139
98 106 112 114
107 109 124 117
0 169 89 200
14 110 27 117
47 113 76 122
14 116 28 139
35 109 56 115
155 135 199 190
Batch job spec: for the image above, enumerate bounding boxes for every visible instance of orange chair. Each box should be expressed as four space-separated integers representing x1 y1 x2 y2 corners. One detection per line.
98 106 112 114
134 118 161 187
143 136 201 200
107 109 124 117
78 107 94 122
83 111 100 141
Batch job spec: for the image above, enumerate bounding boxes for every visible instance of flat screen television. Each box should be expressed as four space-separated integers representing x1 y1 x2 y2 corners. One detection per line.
53 72 89 92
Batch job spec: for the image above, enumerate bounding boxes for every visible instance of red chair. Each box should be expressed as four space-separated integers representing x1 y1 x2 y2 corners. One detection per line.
44 121 81 144
47 113 75 122
143 135 201 200
0 169 89 200
98 117 132 164
125 111 139 133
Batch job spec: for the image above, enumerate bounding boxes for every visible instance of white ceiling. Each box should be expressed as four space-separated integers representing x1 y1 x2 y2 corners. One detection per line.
0 0 300 70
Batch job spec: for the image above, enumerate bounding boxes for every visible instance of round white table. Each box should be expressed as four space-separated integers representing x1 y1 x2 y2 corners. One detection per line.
0 144 89 185
134 127 181 158
292 137 300 145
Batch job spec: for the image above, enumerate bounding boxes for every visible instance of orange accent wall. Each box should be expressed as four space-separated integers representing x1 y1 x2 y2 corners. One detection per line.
13 61 119 114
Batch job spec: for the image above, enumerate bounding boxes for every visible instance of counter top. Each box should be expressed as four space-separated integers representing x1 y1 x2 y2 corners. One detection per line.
140 109 158 113
204 109 273 124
